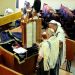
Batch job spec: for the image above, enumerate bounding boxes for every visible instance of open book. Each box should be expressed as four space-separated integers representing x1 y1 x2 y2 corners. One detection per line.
13 47 27 54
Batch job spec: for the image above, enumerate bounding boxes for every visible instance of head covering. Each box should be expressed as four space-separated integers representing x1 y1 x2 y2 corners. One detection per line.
49 20 61 27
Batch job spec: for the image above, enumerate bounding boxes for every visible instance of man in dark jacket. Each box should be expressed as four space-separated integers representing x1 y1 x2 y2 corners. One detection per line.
33 0 41 13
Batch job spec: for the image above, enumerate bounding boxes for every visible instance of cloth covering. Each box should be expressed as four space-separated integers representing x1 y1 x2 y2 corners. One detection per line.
0 31 14 44
0 31 22 44
44 36 59 70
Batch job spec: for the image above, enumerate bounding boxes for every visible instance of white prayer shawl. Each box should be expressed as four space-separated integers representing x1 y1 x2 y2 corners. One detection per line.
39 36 59 71
55 26 66 65
47 36 59 69
39 40 50 71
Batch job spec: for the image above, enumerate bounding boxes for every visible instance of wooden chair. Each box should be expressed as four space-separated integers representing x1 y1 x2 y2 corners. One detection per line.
66 38 75 72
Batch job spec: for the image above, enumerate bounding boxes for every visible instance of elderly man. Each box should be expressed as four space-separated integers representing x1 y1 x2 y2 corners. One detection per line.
46 28 59 75
48 20 66 66
37 28 59 75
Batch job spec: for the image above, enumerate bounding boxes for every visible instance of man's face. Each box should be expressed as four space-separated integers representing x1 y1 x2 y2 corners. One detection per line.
46 28 52 38
48 23 57 32
49 23 55 29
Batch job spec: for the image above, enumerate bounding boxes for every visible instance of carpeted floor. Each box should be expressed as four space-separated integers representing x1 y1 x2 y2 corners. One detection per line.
60 60 75 75
70 60 75 75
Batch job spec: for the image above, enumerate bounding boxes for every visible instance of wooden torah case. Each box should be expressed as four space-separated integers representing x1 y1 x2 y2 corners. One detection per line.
21 15 42 48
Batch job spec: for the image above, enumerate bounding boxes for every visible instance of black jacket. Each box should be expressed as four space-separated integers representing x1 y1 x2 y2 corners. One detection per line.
33 0 41 13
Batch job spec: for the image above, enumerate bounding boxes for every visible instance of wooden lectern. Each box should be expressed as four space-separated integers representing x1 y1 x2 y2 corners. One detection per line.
0 11 42 75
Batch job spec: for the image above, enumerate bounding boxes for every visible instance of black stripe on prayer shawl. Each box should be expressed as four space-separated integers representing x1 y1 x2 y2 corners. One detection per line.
47 41 51 50
55 32 60 37
47 41 51 69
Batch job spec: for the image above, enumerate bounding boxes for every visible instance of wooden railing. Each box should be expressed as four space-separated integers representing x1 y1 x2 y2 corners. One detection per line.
0 64 23 75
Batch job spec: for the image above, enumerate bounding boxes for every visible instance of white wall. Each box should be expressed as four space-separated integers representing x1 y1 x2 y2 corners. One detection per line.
41 0 75 9
19 0 75 10
1 0 74 13
0 0 16 15
19 0 34 8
